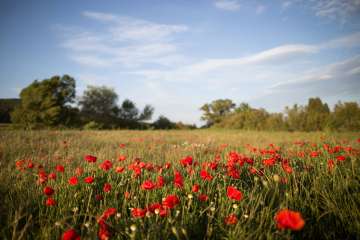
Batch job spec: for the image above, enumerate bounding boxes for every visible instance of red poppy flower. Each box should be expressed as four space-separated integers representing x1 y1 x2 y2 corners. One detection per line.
147 203 162 213
27 162 34 169
85 155 97 163
309 151 320 158
141 180 156 190
37 171 47 184
118 155 127 161
162 194 180 209
131 208 147 218
174 171 183 188
282 162 293 174
200 170 213 181
62 228 80 240
98 222 111 240
119 143 126 148
263 157 276 167
95 194 104 201
68 176 78 186
45 197 57 206
84 176 94 184
48 172 57 180
275 209 305 231
55 165 65 173
198 194 208 202
327 159 335 171
124 191 130 199
336 155 346 162
180 156 193 167
103 183 112 193
157 175 165 188
227 186 243 201
115 166 125 173
229 167 242 179
43 186 54 196
99 160 113 171
192 184 200 193
100 208 117 221
224 214 238 225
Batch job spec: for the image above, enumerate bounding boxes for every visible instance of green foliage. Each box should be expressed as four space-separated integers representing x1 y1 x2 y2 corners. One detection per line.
152 115 176 129
83 121 104 130
79 85 119 127
11 75 76 128
0 99 20 123
200 99 236 126
329 101 360 131
202 97 360 132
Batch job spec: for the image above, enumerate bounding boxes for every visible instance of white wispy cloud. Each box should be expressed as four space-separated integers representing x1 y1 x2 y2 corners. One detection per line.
214 0 241 11
281 0 360 23
59 11 188 68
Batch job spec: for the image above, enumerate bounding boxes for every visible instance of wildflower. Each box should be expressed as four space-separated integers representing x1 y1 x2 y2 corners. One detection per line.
84 176 94 184
274 209 305 231
224 214 238 225
227 186 243 201
55 165 65 173
100 208 117 221
198 194 208 202
68 176 78 186
61 228 80 240
180 156 193 167
336 155 346 162
162 195 180 209
99 160 113 171
200 169 213 181
174 171 184 188
43 186 55 196
141 180 156 190
45 197 57 206
48 172 57 180
192 184 200 193
327 159 335 171
103 183 112 193
84 155 97 163
131 208 147 218
115 166 125 173
130 224 137 231
157 175 165 188
118 155 126 161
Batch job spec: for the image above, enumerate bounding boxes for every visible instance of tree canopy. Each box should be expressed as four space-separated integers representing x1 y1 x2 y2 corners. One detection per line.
11 75 76 127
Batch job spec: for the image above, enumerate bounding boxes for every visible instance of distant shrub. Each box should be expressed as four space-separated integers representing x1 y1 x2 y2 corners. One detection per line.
83 121 104 130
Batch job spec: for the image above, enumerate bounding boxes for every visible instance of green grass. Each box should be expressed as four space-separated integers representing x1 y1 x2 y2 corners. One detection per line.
0 130 359 239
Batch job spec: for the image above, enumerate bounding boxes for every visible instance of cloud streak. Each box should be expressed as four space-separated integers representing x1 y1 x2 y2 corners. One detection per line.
214 0 241 11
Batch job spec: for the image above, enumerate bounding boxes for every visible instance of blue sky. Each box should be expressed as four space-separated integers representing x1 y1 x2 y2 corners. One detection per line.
1 0 360 125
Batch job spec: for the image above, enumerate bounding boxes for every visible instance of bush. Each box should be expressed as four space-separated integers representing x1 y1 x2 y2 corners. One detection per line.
83 121 104 130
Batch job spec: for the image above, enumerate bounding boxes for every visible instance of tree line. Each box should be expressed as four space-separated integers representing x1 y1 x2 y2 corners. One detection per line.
1 75 195 130
1 74 359 131
200 98 360 131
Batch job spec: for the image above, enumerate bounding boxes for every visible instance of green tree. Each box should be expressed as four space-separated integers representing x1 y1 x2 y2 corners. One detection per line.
152 115 175 129
11 75 76 127
0 99 20 123
304 97 330 131
200 99 235 126
118 99 154 129
79 85 119 127
329 101 360 131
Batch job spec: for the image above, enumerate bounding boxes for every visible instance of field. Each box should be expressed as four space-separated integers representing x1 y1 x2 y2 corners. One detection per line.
0 130 359 240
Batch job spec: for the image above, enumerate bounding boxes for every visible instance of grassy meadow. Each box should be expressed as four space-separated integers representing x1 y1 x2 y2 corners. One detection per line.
0 130 359 239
